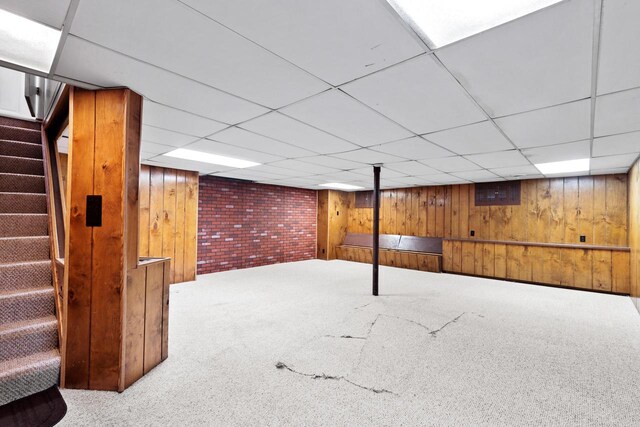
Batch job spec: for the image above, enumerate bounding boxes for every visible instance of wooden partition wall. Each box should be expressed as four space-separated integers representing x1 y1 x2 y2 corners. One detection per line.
630 159 640 310
139 165 198 283
344 175 630 293
317 190 350 260
58 156 198 284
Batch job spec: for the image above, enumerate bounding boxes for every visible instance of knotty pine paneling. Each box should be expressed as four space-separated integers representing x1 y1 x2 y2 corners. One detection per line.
58 157 198 284
345 175 630 293
630 159 640 310
445 240 629 293
348 176 628 245
139 165 198 283
318 190 350 260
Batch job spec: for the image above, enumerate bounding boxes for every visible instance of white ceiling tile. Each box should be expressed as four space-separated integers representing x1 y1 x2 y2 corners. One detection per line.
211 169 289 181
419 173 470 184
420 156 480 173
591 167 631 176
208 127 314 159
389 176 434 186
464 150 530 169
262 177 324 190
70 0 329 108
369 136 453 160
436 0 593 117
521 140 591 164
341 55 485 134
143 100 227 137
424 121 513 155
350 167 407 179
384 161 440 176
494 100 591 148
280 90 413 146
592 131 640 157
245 164 313 178
239 112 359 154
141 125 199 147
140 141 175 155
266 159 340 175
297 156 366 171
145 157 227 175
590 153 639 170
330 148 406 164
313 171 367 183
185 139 283 164
0 0 70 28
597 0 640 94
594 88 640 137
140 152 158 161
55 36 267 124
451 170 501 182
180 0 424 85
490 165 543 179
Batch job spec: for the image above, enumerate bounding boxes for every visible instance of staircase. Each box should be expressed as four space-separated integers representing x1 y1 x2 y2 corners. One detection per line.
0 116 60 406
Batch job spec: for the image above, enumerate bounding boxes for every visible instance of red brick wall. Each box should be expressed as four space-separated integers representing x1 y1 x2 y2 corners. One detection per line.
197 176 317 274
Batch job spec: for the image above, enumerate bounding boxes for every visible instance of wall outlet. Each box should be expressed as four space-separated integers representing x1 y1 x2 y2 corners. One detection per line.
470 230 475 237
580 235 586 243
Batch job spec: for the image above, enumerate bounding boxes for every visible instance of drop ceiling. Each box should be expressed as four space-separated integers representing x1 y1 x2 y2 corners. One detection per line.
5 0 640 190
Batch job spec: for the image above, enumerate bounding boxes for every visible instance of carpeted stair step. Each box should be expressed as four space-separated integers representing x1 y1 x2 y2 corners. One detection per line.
0 117 40 131
0 350 60 406
0 155 44 176
0 287 54 324
0 140 43 160
0 236 49 263
0 316 58 363
0 214 48 238
0 173 45 194
0 261 51 292
0 126 40 145
0 193 47 214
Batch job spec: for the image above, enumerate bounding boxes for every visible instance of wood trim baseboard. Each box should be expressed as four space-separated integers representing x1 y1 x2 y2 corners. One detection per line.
443 238 630 252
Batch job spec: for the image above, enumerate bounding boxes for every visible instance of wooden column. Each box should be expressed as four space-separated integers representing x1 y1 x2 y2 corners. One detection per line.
62 87 142 391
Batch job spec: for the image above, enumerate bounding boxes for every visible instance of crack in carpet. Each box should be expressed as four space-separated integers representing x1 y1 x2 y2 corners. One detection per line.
275 362 396 395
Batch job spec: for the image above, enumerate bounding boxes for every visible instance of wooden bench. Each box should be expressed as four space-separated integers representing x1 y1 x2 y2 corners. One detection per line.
335 233 443 273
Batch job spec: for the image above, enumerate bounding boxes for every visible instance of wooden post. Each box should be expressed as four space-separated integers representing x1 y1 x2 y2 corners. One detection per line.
63 87 142 391
373 165 381 296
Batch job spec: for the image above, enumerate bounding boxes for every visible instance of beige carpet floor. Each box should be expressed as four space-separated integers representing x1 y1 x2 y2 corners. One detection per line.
60 260 640 426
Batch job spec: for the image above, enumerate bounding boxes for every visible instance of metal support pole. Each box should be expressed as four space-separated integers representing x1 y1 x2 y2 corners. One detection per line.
372 165 381 296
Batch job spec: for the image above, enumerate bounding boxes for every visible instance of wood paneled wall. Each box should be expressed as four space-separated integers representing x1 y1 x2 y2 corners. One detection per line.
59 156 199 284
139 165 198 284
630 159 640 310
63 88 143 390
349 176 628 246
317 190 350 260
443 241 629 292
345 175 630 293
125 258 170 388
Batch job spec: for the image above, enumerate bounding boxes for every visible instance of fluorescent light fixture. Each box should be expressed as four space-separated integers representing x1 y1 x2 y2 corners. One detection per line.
164 148 260 168
0 9 61 72
319 183 365 191
387 0 562 48
534 158 590 175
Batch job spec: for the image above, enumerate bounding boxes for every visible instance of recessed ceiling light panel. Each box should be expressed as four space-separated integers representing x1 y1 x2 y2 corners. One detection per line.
534 158 590 175
0 8 61 72
164 149 260 168
319 183 365 191
387 0 562 48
